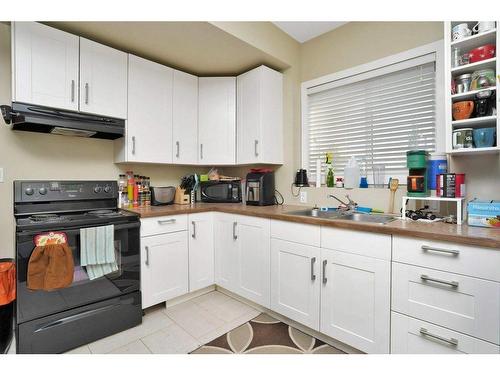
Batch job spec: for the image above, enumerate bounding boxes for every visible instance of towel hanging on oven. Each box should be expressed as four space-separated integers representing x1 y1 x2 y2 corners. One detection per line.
27 243 74 291
80 225 117 280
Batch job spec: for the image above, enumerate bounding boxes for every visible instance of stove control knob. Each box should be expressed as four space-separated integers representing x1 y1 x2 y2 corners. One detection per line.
25 187 34 196
39 187 47 195
94 186 102 193
104 186 112 193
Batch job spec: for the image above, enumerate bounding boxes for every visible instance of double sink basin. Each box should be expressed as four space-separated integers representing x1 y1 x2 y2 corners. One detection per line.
286 208 397 224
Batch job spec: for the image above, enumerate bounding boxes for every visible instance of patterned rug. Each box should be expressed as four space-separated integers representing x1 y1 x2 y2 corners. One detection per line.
191 313 345 354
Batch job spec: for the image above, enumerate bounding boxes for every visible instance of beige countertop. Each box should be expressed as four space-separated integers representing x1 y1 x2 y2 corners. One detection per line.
124 203 500 249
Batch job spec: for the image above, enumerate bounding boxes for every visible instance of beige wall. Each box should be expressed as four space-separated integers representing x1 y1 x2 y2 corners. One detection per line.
294 21 500 210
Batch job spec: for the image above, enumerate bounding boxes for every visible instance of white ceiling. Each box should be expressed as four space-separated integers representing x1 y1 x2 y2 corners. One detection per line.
273 22 347 43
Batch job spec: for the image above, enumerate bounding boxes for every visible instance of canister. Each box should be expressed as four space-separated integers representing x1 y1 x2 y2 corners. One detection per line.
437 173 456 198
427 153 447 190
455 173 466 198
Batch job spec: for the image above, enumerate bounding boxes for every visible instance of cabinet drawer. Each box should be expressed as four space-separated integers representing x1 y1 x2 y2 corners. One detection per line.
321 227 391 260
393 235 500 282
141 215 188 237
392 262 500 344
391 312 499 354
271 219 320 247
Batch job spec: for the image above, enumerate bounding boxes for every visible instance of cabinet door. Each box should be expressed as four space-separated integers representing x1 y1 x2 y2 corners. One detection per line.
127 54 173 163
214 213 238 292
173 70 198 164
79 37 127 119
236 68 261 164
198 77 236 165
188 213 214 292
141 232 188 309
12 22 79 111
234 215 271 308
237 66 283 165
270 238 320 330
320 249 391 353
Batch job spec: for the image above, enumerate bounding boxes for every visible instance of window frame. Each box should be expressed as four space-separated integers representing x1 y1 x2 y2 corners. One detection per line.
301 40 445 183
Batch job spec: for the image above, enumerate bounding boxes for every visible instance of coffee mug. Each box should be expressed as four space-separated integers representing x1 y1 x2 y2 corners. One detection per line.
473 21 496 34
453 128 474 149
452 23 472 40
452 101 474 120
473 128 496 148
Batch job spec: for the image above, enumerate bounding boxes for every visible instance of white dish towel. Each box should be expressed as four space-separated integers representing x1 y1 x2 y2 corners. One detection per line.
80 225 118 280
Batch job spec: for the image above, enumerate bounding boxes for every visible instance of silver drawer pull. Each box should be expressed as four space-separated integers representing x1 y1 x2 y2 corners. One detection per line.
191 221 196 239
157 219 176 224
310 257 316 281
233 222 238 240
420 274 459 288
145 246 150 266
419 328 458 346
176 141 180 158
85 83 89 104
322 260 327 284
421 245 459 256
71 80 75 102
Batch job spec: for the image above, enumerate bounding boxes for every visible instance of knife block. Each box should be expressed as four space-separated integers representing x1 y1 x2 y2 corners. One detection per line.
174 187 190 205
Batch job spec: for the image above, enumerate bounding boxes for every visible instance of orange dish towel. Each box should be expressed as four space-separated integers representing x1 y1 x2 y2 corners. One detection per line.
27 244 74 291
0 261 16 305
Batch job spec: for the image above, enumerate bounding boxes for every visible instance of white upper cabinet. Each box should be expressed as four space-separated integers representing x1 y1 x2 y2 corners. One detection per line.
12 22 79 111
173 70 198 164
198 77 236 165
123 54 173 163
79 37 127 119
237 65 283 165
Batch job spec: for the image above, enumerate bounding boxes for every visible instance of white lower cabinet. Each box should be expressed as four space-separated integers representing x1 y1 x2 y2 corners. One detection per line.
320 248 391 353
270 238 320 330
392 262 500 345
188 213 214 292
214 213 270 307
391 312 500 354
141 232 188 309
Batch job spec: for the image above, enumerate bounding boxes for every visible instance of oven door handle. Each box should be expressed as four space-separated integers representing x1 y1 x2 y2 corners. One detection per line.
17 221 140 237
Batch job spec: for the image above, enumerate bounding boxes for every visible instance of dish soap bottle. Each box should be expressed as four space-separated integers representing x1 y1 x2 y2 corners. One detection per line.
326 152 334 188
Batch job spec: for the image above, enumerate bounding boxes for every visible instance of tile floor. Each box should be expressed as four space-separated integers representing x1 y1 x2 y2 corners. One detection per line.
64 291 261 354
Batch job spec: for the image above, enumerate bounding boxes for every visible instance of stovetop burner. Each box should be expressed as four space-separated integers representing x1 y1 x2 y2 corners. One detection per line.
86 209 123 217
29 214 65 223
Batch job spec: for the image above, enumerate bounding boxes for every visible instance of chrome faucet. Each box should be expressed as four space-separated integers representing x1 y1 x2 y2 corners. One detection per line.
327 194 358 213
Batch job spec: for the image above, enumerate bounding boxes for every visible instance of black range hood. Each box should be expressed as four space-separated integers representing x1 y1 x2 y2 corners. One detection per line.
1 102 125 140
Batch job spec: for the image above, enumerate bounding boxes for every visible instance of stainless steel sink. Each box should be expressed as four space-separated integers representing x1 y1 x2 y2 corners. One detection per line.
334 212 397 224
286 209 397 224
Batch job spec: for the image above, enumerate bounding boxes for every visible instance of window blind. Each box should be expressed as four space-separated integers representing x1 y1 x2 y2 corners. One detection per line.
305 55 436 181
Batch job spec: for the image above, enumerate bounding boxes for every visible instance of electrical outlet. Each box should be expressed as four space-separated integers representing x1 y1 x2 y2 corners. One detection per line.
300 190 307 203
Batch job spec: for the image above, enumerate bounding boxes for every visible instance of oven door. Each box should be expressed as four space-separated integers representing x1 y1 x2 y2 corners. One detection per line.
16 220 140 324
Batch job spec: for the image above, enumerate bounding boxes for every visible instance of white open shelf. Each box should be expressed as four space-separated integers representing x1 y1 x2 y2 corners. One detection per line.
449 146 500 155
451 86 496 101
451 115 497 128
451 57 496 75
402 196 466 225
451 29 497 50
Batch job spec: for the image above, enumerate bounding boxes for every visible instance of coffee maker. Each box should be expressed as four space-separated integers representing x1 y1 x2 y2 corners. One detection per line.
245 170 275 206
406 150 430 197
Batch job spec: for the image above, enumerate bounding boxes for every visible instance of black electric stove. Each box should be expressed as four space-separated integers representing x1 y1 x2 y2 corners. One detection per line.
14 180 142 354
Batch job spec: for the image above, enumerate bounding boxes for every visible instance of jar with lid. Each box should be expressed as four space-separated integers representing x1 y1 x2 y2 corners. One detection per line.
455 73 472 93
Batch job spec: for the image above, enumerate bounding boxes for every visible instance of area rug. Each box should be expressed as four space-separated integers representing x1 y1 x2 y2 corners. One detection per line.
191 313 346 354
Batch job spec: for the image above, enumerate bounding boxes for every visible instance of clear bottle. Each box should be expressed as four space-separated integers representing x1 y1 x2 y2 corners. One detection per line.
325 152 334 188
127 171 135 203
118 174 128 208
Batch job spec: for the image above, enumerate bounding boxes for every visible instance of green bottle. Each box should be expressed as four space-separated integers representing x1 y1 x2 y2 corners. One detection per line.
326 152 334 188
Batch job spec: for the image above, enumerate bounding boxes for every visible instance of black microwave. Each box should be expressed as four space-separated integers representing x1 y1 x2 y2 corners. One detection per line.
200 180 241 203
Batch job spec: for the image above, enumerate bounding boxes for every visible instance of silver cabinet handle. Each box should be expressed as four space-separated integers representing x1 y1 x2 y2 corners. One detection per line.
158 219 176 224
322 260 327 284
200 143 203 159
85 83 89 105
131 136 136 155
71 80 75 102
310 257 316 281
158 218 176 225
419 328 458 346
176 141 180 158
420 274 459 288
254 139 259 156
421 245 459 256
233 222 237 240
145 246 150 266
191 221 196 239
